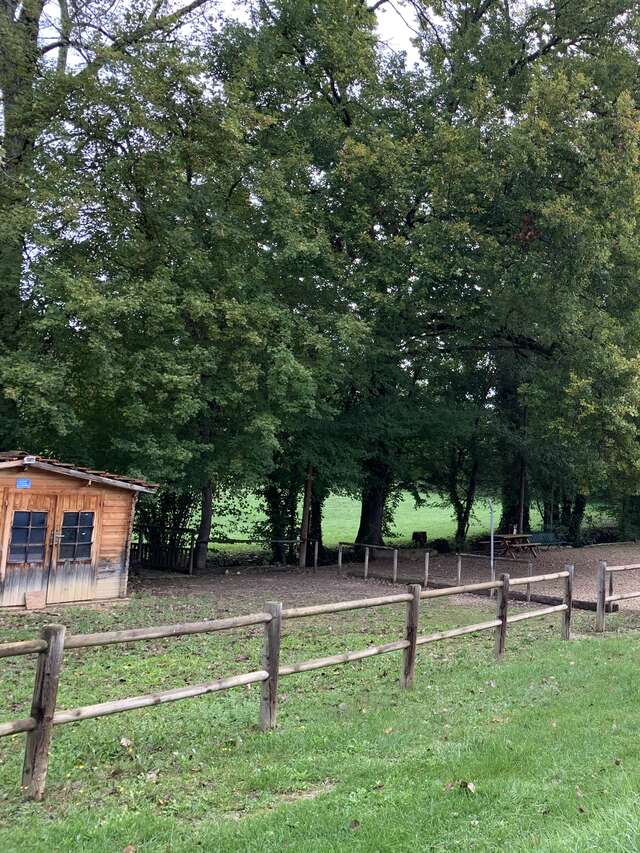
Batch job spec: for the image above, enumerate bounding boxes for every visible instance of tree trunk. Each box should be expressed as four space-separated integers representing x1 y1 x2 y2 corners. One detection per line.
309 484 326 561
195 483 213 571
568 494 587 544
543 485 558 531
1 0 44 319
356 460 391 546
500 475 530 533
264 485 286 563
449 446 479 552
497 361 529 533
264 476 301 564
298 465 313 568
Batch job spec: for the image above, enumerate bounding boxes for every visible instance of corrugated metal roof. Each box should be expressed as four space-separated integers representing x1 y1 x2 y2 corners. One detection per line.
0 451 159 493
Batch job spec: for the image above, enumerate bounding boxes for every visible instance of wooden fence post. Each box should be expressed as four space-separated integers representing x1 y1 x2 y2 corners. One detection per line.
313 540 319 573
562 564 574 640
456 554 462 586
526 560 532 604
337 544 342 576
609 570 614 603
401 584 421 689
494 574 509 660
260 602 282 731
424 550 430 588
22 624 66 800
393 549 398 583
596 561 607 633
364 547 369 580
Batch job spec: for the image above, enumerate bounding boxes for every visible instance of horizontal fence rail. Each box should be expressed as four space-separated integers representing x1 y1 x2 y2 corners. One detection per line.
282 593 412 619
421 580 503 598
416 619 502 645
456 553 531 597
64 613 273 649
0 565 574 800
337 541 400 582
457 553 529 564
510 571 569 586
0 639 48 658
596 560 640 631
52 671 270 726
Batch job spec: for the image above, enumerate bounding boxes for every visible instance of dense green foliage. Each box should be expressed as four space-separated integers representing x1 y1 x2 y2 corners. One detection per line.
3 0 640 551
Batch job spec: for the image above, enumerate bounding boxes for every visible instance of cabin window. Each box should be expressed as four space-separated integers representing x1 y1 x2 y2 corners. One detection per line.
8 512 48 562
60 512 95 560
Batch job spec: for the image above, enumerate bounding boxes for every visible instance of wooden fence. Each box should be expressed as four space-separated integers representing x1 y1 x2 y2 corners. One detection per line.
132 537 320 573
596 560 640 631
338 542 402 582
0 566 573 801
456 553 534 601
130 539 195 575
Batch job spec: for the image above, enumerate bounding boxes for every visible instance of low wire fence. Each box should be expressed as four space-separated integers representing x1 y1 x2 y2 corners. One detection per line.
342 546 538 602
337 542 402 582
596 560 640 631
0 566 574 801
209 538 320 569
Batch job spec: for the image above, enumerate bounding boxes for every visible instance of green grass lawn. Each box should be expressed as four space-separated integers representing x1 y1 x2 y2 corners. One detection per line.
2 588 640 851
212 492 617 553
213 493 521 551
321 494 503 546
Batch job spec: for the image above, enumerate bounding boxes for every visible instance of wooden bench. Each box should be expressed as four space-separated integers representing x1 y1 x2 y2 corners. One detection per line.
528 532 569 550
478 535 538 559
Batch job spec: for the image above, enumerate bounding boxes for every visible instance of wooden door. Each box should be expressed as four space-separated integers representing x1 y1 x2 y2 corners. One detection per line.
0 492 57 607
46 493 102 604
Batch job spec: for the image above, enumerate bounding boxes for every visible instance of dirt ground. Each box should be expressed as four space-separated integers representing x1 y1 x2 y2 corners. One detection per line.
128 564 402 615
130 541 640 614
345 543 640 610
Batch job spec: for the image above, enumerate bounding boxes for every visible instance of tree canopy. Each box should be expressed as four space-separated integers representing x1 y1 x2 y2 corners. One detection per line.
3 0 640 556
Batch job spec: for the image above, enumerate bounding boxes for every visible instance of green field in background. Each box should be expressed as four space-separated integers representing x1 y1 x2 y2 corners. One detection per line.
212 492 616 552
213 493 534 549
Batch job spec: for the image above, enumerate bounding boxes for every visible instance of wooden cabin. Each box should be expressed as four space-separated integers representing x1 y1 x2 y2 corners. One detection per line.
0 451 157 609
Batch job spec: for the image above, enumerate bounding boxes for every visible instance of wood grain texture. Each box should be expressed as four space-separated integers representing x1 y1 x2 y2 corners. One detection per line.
0 469 135 606
562 564 574 640
52 671 268 726
401 584 420 689
0 716 37 738
278 639 410 676
260 601 282 731
416 619 501 645
0 638 48 658
283 592 412 619
65 612 272 649
494 574 509 660
22 624 66 800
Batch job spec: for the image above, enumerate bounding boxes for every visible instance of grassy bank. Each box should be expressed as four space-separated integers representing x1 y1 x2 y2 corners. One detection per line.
1 583 640 851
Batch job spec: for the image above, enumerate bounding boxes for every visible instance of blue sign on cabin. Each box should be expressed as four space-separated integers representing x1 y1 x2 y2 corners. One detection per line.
16 478 31 489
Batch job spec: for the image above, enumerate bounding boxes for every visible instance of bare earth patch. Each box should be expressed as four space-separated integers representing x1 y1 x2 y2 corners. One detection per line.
129 541 640 614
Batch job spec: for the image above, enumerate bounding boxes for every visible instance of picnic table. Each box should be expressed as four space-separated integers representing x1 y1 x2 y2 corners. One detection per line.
479 533 539 559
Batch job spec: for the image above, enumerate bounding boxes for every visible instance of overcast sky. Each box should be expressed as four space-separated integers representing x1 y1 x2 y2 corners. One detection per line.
224 0 421 65
376 1 421 65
